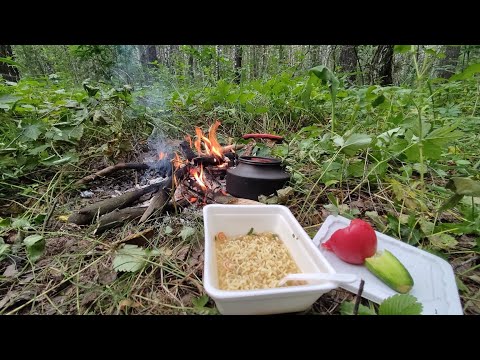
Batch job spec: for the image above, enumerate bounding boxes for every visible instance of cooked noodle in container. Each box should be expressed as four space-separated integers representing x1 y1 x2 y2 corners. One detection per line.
203 205 338 315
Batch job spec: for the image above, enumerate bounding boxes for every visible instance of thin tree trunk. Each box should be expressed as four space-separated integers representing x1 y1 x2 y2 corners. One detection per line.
310 45 319 67
233 45 242 84
338 45 358 85
188 47 194 80
215 45 220 80
0 45 20 81
372 45 394 86
252 46 258 79
436 45 461 79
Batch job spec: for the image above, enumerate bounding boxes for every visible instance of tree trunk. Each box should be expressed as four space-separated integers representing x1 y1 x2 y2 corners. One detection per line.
252 46 258 79
233 45 242 84
139 45 157 67
278 45 285 66
436 45 461 79
188 47 194 80
0 45 20 81
309 45 319 67
372 45 394 86
338 45 358 85
215 45 220 80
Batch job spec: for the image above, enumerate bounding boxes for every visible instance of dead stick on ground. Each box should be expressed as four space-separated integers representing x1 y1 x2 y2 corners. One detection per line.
110 227 155 248
75 162 150 186
353 279 365 315
139 189 170 223
93 207 148 235
68 182 163 225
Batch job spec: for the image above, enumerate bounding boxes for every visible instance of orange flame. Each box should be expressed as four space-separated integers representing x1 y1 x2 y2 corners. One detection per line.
192 121 224 162
190 164 207 191
208 120 223 160
194 127 204 155
185 135 193 148
172 152 183 170
189 197 198 203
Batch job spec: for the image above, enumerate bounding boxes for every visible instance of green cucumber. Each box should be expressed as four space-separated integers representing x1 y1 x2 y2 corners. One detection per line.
365 250 414 294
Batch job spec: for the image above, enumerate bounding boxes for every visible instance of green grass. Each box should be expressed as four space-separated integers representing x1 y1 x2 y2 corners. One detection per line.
1 68 480 315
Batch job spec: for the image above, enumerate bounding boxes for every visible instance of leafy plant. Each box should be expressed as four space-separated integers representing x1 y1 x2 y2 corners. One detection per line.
113 244 152 273
309 65 339 134
341 294 423 315
23 234 45 263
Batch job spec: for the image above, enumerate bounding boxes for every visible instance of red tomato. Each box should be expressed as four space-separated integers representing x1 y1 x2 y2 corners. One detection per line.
322 219 377 265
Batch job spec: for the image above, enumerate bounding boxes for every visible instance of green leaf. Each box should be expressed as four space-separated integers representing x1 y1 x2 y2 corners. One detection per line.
365 211 387 230
372 94 385 107
23 124 42 141
439 194 464 212
28 144 51 155
430 233 458 250
83 82 99 97
41 152 79 166
450 63 480 81
0 94 21 104
113 244 148 272
394 45 413 54
378 294 423 315
0 238 11 261
419 219 435 235
23 234 45 263
0 57 21 67
340 133 372 156
179 226 195 241
309 65 339 100
192 294 209 308
446 177 480 197
61 125 84 141
12 218 31 230
346 160 365 178
340 301 377 315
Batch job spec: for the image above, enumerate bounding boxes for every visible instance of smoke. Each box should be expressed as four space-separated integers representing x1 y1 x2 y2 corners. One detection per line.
110 45 177 177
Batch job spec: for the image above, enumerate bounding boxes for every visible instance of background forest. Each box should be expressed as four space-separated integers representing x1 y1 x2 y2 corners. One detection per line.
1 45 479 315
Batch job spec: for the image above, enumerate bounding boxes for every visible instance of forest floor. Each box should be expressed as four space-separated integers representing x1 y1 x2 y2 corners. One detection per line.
1 142 478 316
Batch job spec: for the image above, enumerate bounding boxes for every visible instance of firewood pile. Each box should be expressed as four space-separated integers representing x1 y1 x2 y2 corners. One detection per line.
68 121 259 235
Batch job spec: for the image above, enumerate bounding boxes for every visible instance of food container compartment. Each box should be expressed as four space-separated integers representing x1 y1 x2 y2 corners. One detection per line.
203 204 338 315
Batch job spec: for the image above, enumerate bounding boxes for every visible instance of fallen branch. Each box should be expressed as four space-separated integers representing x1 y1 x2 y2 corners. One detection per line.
75 162 149 186
69 166 188 226
353 279 365 315
93 207 147 235
110 227 155 248
139 189 170 223
68 182 163 225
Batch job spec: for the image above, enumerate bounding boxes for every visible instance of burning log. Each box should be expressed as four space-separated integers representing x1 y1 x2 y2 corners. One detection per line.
93 207 148 235
179 141 197 161
222 143 245 153
192 153 236 167
75 162 150 186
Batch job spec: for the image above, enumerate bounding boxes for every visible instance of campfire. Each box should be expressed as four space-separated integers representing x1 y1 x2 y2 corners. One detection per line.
68 120 253 234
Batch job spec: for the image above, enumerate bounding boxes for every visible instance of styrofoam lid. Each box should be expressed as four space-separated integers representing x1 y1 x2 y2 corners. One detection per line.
312 215 463 315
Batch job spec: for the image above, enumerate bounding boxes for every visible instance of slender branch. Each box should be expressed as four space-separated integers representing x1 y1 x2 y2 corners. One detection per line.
353 279 365 315
75 162 149 185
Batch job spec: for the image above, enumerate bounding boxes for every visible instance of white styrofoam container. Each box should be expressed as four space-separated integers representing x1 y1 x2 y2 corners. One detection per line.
313 215 464 315
203 204 339 315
